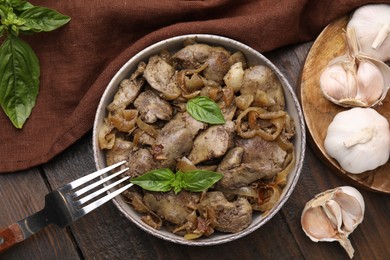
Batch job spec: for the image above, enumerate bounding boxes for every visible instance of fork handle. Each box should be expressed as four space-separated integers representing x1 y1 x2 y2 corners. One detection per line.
0 209 50 253
0 223 24 253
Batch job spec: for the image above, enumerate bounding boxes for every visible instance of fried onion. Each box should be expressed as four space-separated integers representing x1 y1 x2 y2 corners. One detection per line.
98 118 115 149
236 107 286 140
109 109 138 133
136 117 158 138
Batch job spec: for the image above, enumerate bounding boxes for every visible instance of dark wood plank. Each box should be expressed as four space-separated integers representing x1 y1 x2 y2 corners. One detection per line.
0 168 80 259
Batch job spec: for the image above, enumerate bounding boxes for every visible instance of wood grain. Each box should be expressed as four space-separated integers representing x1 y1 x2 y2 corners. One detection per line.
300 16 390 194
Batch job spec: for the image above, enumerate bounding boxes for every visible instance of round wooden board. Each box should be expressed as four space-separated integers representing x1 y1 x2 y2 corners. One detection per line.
300 16 390 194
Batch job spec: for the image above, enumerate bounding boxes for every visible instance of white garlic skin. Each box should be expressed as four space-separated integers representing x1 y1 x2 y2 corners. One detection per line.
301 186 365 259
319 54 390 108
320 24 390 108
301 186 365 241
320 62 357 102
348 4 390 62
324 107 390 174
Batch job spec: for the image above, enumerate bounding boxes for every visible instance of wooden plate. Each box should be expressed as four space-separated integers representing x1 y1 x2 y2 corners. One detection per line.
300 16 390 194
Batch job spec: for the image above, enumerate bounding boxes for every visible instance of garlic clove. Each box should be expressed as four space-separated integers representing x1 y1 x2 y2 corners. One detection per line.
355 60 384 106
320 61 357 102
341 209 356 233
358 53 390 106
301 206 338 242
301 186 365 259
334 186 365 229
323 199 343 231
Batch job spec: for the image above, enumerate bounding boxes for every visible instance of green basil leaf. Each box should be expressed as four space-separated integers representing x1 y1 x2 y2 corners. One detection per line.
0 5 8 18
19 6 70 32
0 35 39 128
173 185 182 194
181 170 223 192
186 96 225 124
6 0 33 12
171 170 184 194
131 168 175 192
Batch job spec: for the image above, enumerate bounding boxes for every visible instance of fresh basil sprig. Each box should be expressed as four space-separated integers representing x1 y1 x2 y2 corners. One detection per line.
0 0 71 128
131 168 223 194
186 96 226 124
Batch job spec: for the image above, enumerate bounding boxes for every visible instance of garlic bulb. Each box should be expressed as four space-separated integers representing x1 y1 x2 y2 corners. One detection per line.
347 4 390 61
301 186 365 259
320 27 390 108
324 107 390 174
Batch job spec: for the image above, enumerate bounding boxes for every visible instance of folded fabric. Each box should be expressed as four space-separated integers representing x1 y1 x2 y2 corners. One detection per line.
0 0 388 172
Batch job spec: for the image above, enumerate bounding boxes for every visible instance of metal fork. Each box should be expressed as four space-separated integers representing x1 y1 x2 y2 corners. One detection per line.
0 161 131 253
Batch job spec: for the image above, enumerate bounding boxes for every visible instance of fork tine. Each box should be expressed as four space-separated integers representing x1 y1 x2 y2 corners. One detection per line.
67 161 126 190
72 167 129 198
76 175 131 206
81 182 134 214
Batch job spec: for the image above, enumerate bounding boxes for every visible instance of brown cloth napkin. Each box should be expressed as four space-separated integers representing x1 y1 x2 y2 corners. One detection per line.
1 0 389 173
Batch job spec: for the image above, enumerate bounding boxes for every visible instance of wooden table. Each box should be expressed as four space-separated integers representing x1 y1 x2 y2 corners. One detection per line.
0 42 389 260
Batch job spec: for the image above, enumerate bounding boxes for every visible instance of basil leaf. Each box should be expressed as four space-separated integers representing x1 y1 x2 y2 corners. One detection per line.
131 168 175 192
19 6 70 32
6 0 33 12
171 170 184 194
186 96 225 124
0 35 39 128
181 170 223 192
0 5 7 18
